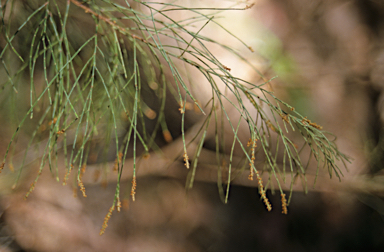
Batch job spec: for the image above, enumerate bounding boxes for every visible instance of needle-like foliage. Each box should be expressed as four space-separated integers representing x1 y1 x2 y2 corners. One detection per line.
0 0 350 233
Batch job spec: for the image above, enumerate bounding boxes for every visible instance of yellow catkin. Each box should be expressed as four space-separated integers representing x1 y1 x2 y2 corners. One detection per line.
309 121 322 130
78 179 87 198
63 164 74 185
183 152 190 169
78 165 87 197
255 170 272 211
248 168 254 181
131 177 137 201
100 205 115 235
247 138 257 181
301 117 323 130
281 193 288 214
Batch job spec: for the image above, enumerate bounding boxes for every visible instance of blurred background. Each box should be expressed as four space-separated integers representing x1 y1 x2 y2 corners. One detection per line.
1 0 384 251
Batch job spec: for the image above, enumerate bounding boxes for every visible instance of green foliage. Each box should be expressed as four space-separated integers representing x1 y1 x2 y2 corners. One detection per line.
0 0 350 224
